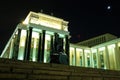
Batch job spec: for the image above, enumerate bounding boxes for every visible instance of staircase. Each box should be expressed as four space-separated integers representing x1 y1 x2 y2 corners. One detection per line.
0 58 120 80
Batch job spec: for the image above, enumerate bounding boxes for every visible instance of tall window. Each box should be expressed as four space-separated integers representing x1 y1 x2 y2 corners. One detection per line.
87 54 90 67
100 51 104 68
93 53 97 68
99 47 105 69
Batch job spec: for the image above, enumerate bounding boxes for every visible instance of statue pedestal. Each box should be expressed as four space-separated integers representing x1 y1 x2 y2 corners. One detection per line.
50 53 60 64
50 53 68 65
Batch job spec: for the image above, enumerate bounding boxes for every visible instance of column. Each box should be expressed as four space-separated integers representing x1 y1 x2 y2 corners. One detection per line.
40 30 46 62
65 35 69 65
37 33 41 62
74 48 76 66
9 38 14 59
24 27 32 61
96 48 100 68
109 44 116 70
50 35 54 54
82 49 85 67
81 49 84 67
105 46 110 69
90 50 92 67
91 50 93 68
12 29 21 59
115 43 120 70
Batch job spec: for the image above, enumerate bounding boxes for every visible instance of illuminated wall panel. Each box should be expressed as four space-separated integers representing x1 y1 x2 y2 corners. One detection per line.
70 47 75 66
29 31 39 61
76 48 83 66
91 49 97 68
23 11 69 31
98 47 105 69
107 44 116 70
44 34 51 63
18 30 27 60
117 42 120 70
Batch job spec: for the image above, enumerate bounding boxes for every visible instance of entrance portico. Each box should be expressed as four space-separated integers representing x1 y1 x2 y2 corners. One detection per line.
1 11 70 63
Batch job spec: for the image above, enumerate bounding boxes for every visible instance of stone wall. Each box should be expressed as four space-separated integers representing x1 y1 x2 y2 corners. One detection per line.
0 58 120 80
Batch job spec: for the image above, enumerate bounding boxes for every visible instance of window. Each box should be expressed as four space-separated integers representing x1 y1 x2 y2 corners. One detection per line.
100 51 104 68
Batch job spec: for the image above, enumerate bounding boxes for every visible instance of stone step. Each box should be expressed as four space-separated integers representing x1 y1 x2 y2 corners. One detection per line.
0 58 120 80
0 73 26 79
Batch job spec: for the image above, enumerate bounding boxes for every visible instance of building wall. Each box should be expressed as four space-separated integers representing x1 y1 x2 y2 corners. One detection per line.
70 38 120 70
76 33 117 47
1 25 69 62
1 25 120 70
1 11 120 71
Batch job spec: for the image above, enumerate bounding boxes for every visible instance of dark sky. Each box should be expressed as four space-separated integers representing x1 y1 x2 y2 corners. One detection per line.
0 0 120 53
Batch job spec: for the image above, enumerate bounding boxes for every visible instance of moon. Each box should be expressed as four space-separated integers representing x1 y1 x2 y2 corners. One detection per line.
107 6 111 10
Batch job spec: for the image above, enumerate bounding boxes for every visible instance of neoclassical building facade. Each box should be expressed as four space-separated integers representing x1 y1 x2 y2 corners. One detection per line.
1 11 120 70
70 34 120 70
0 11 69 63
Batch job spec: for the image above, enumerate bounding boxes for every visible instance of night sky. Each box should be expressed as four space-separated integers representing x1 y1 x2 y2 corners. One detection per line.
0 0 120 53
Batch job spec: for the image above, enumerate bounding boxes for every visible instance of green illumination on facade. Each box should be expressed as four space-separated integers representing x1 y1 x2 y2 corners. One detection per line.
1 11 120 71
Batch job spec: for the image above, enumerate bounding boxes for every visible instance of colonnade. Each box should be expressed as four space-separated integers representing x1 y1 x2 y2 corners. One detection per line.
1 25 69 63
70 42 120 70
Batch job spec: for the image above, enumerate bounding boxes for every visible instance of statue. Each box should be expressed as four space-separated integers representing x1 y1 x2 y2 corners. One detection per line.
50 37 68 65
